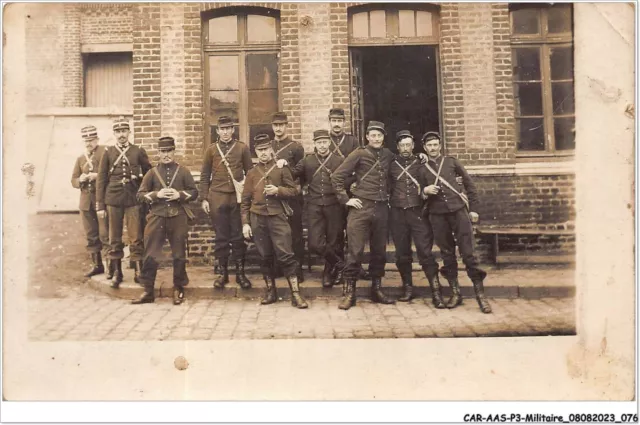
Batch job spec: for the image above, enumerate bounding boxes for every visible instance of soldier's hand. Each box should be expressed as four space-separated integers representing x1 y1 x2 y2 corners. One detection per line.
456 176 463 185
202 200 210 214
469 211 479 223
156 188 169 199
264 184 279 196
166 189 180 201
346 198 363 209
79 173 89 183
276 159 288 169
418 153 428 164
242 224 253 239
88 172 98 181
424 185 440 195
97 210 106 219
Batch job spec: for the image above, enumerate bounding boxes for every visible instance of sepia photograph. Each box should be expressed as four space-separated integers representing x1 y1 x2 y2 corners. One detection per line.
1 0 636 414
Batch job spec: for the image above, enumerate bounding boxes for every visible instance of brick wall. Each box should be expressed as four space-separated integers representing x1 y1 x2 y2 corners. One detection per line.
329 3 351 132
80 5 133 45
63 4 83 107
25 3 65 111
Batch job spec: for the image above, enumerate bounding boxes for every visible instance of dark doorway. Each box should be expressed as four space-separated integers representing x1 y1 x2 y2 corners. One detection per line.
351 45 440 153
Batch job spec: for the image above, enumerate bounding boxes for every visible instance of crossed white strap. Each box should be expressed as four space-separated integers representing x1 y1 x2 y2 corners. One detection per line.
394 159 421 195
424 161 469 210
110 144 131 174
311 152 334 180
330 134 345 158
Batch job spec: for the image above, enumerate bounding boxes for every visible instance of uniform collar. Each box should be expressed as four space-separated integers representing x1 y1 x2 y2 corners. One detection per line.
273 135 289 144
117 141 130 150
258 159 275 168
398 154 416 162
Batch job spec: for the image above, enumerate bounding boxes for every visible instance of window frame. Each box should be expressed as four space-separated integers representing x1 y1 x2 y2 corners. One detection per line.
510 4 575 158
202 8 282 150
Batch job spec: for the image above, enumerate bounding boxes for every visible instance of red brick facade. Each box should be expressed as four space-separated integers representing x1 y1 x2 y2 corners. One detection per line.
26 2 576 263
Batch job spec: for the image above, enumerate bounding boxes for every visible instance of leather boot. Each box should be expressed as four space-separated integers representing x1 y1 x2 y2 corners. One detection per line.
131 285 154 304
105 258 114 279
472 278 492 314
261 274 278 305
331 261 345 286
371 277 395 304
133 260 143 285
321 261 333 288
85 252 105 277
110 259 123 289
445 276 463 309
397 264 413 302
213 260 229 289
234 258 252 289
338 279 357 310
287 275 308 309
426 272 446 309
172 286 185 305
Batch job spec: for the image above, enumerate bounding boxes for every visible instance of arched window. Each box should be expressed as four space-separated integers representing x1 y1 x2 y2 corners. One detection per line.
203 8 280 149
510 3 574 154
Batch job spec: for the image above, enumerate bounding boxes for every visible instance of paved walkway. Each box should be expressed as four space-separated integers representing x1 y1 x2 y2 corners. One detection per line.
28 287 575 341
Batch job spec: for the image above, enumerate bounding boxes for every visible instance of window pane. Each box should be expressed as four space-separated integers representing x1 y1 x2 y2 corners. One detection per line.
208 16 238 43
511 8 540 35
209 56 239 90
370 10 386 38
512 47 541 81
517 118 545 151
550 46 573 80
554 117 575 150
352 12 368 38
249 124 275 156
552 82 575 115
416 11 433 37
548 5 572 34
514 83 543 116
248 90 278 123
247 53 278 90
247 14 277 42
210 91 239 121
398 10 415 37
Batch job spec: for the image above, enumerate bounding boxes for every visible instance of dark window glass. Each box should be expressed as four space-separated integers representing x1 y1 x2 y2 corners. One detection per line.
247 53 278 89
552 82 575 115
512 47 541 81
209 91 239 122
512 8 540 35
550 46 573 80
515 83 543 116
517 118 545 151
248 90 278 123
548 5 572 34
554 117 575 150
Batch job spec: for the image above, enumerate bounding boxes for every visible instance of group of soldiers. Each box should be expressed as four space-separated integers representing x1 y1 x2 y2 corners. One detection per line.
72 109 491 314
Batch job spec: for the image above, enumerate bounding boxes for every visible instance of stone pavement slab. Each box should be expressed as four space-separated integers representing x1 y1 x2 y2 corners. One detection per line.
28 287 575 341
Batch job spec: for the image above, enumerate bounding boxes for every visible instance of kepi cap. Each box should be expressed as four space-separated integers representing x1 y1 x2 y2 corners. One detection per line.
366 120 386 135
112 116 130 131
313 129 331 141
395 130 414 142
271 112 288 124
328 108 345 119
81 125 99 141
253 133 272 150
158 136 176 151
421 131 441 143
217 116 234 129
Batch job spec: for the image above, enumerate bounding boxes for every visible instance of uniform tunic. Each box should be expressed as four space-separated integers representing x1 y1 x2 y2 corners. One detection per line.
137 161 198 288
199 140 253 262
329 132 360 159
292 152 345 264
241 160 298 276
423 155 485 281
331 146 395 280
96 142 151 261
71 145 108 254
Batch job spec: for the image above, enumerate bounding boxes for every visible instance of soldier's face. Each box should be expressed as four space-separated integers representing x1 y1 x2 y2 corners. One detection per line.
424 139 442 158
397 138 414 158
366 130 385 149
159 149 175 164
329 118 344 134
84 138 98 152
272 123 287 138
216 125 234 142
256 146 274 163
315 138 331 156
114 128 130 144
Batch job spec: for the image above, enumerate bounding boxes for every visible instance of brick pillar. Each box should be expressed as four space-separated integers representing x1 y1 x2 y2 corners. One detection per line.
132 3 162 153
297 2 332 150
183 4 204 169
329 4 351 132
280 3 301 143
160 3 186 158
63 4 83 107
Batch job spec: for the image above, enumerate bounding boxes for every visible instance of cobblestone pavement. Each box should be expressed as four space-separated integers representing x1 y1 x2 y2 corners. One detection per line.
28 286 575 341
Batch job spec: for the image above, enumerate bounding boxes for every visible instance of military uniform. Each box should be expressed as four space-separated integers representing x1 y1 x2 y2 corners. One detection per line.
271 112 305 281
200 116 253 288
241 134 307 308
291 130 347 287
132 136 198 305
96 117 151 286
331 121 396 309
388 130 442 305
422 131 491 313
71 125 109 277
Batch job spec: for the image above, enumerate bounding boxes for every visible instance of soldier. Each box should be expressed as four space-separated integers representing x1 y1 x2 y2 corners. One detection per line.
421 132 492 314
328 108 360 158
241 134 308 309
290 129 347 287
389 130 444 306
132 136 198 305
331 121 396 310
270 112 305 282
200 116 253 290
96 117 151 288
71 125 109 278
